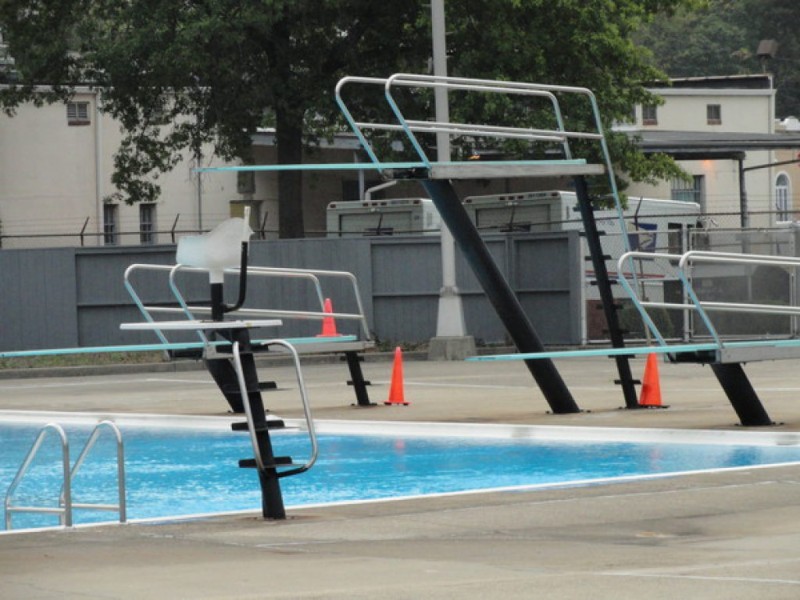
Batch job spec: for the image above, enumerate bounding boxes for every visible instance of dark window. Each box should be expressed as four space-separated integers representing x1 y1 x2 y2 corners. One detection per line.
706 104 722 125
642 105 658 126
103 204 118 246
67 102 90 126
671 175 705 211
140 203 156 244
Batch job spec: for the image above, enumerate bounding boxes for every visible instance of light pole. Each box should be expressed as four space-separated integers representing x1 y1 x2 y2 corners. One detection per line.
428 0 476 360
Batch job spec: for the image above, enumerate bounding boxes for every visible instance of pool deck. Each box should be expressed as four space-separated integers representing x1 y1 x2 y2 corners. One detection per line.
2 354 800 598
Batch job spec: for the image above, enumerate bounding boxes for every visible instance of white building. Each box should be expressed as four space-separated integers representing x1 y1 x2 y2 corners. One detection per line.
623 75 781 227
0 88 255 248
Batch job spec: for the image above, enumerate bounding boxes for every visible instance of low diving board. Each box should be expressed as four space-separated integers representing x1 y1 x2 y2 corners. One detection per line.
469 337 800 363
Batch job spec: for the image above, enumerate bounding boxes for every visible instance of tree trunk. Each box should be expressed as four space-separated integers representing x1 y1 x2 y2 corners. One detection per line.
275 110 305 239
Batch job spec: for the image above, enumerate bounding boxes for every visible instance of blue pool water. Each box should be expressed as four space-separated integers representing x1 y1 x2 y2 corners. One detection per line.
3 422 800 531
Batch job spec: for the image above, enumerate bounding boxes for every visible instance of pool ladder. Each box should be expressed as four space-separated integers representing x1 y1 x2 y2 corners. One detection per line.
4 420 127 531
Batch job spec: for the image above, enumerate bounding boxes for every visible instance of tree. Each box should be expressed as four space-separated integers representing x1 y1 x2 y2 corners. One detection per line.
0 0 429 237
635 0 800 117
0 0 692 235
444 0 690 189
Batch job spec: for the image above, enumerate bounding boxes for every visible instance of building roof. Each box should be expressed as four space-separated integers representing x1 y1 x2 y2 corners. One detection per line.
647 74 774 91
628 129 800 160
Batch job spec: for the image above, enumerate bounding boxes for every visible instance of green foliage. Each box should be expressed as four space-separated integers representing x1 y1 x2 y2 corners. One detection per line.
635 0 800 117
0 0 693 232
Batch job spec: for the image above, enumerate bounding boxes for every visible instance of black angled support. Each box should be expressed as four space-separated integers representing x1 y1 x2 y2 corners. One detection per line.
344 351 375 407
572 177 640 409
420 179 580 414
710 363 773 426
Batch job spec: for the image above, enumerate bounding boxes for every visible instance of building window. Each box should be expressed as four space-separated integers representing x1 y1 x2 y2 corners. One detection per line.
139 203 156 244
642 104 658 126
671 175 705 211
776 173 791 221
67 101 90 126
706 104 722 125
103 204 118 246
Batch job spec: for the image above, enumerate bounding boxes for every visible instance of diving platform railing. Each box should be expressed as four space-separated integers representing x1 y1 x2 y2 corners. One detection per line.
617 249 800 364
123 262 373 350
5 421 126 530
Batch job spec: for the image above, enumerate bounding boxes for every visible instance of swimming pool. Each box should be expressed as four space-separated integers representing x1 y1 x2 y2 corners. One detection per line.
3 412 800 532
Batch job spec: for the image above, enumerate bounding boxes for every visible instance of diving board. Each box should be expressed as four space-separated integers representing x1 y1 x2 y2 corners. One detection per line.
470 337 800 362
0 335 358 361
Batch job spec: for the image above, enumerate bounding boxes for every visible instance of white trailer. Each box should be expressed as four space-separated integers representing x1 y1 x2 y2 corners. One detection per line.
326 198 442 237
462 189 701 252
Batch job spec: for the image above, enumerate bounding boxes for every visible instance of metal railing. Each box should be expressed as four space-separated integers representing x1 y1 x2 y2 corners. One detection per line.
617 249 800 352
123 263 373 346
5 421 126 531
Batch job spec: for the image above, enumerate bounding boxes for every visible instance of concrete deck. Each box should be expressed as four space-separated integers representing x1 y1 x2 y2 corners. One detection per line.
2 354 800 598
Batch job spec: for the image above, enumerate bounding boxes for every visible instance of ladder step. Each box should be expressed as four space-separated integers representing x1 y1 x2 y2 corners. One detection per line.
595 303 623 310
585 255 612 261
590 280 618 286
259 381 278 391
238 456 294 469
615 378 641 386
231 419 285 432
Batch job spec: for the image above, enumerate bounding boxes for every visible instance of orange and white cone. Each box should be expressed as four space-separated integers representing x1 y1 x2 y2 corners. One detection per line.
384 346 409 406
317 298 342 337
638 353 666 408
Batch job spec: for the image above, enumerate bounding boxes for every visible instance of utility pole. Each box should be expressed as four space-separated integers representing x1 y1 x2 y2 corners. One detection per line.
427 0 476 360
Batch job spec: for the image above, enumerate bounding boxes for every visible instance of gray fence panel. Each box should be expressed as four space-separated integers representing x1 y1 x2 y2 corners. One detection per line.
0 248 78 351
513 233 582 344
0 233 581 352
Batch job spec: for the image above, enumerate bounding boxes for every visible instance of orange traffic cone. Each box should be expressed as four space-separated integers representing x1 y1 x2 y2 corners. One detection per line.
384 346 409 406
638 353 666 408
317 298 342 337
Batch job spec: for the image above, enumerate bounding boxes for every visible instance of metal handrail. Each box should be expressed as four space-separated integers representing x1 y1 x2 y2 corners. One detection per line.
335 72 633 266
4 421 127 531
60 421 127 525
232 340 318 477
617 249 800 353
123 262 373 344
5 423 72 529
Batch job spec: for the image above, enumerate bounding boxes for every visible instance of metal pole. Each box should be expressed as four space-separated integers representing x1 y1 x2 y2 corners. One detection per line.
430 0 470 348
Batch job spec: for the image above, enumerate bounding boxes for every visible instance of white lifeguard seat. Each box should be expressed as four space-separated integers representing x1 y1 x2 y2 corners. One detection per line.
176 215 253 284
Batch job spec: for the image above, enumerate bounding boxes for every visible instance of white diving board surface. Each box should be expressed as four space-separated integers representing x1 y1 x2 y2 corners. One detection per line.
196 159 604 180
469 337 800 363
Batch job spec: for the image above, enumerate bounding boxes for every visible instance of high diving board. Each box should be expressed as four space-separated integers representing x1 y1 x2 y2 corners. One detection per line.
196 159 604 180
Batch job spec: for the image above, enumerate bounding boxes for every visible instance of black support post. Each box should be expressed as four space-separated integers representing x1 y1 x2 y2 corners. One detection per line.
572 177 640 409
233 329 287 519
421 179 580 414
344 351 375 407
710 363 773 426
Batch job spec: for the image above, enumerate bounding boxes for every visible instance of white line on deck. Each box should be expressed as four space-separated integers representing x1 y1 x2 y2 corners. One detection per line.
603 573 800 586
